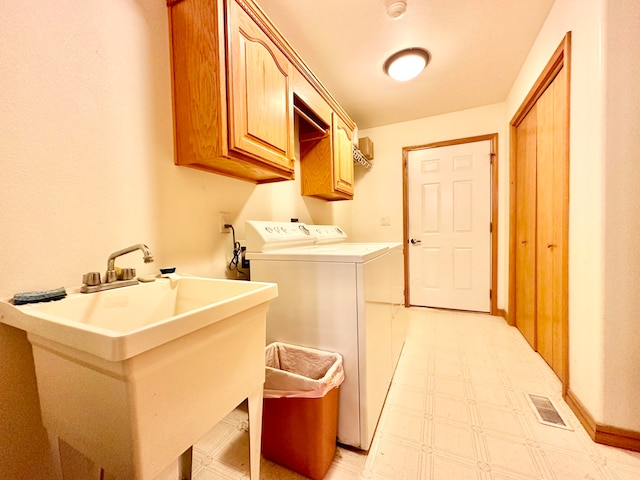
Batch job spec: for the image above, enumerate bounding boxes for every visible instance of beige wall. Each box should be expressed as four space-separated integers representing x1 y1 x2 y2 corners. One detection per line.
601 0 640 430
354 104 508 308
0 0 349 475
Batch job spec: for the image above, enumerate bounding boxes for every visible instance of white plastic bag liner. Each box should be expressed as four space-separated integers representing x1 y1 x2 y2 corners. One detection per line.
264 342 345 399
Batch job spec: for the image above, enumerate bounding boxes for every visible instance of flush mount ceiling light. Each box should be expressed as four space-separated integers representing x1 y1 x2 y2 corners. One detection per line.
383 48 431 82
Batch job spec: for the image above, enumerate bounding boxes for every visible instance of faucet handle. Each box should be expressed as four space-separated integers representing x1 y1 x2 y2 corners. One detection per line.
104 270 118 283
83 272 101 286
121 268 136 281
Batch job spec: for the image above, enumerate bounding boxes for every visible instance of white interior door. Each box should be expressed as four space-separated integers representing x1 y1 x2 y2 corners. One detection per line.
408 140 491 312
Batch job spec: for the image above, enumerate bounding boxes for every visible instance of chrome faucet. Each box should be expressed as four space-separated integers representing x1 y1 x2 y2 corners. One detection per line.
81 244 154 293
107 243 154 272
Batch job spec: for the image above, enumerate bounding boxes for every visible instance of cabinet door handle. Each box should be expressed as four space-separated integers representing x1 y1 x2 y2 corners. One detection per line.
521 240 527 245
410 238 422 245
547 243 557 249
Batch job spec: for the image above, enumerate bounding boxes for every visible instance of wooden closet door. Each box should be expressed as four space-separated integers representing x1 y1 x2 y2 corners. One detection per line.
514 107 538 348
552 66 568 382
536 67 568 380
510 34 569 386
536 80 555 365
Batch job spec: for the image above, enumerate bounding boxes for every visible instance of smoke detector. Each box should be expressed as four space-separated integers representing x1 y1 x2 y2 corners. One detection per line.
386 0 407 19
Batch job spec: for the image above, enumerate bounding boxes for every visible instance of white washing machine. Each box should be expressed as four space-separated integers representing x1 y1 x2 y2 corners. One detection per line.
245 221 395 450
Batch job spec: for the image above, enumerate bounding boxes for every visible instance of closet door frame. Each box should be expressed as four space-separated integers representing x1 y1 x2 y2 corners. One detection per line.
508 33 571 391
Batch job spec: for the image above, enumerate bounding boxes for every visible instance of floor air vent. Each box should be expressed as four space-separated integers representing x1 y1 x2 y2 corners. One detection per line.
526 393 572 430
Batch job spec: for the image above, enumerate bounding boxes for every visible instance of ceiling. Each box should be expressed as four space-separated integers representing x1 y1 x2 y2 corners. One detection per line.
257 0 555 130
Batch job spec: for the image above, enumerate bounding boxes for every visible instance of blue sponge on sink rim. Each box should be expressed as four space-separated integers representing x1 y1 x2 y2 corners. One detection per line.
13 287 67 305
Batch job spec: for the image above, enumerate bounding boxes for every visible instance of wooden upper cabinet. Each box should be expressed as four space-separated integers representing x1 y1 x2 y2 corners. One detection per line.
167 0 294 183
299 111 354 201
293 69 354 200
168 0 356 193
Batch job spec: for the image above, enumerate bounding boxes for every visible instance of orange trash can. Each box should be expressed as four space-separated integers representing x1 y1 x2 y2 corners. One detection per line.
261 342 345 480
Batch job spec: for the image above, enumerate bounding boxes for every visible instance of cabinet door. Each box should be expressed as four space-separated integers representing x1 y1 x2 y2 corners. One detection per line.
226 0 294 173
333 115 354 196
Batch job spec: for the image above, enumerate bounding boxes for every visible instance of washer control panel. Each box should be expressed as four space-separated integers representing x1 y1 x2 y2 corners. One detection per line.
245 221 315 252
308 224 349 244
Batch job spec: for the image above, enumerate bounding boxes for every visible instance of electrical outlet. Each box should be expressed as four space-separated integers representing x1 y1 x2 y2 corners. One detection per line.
219 212 230 233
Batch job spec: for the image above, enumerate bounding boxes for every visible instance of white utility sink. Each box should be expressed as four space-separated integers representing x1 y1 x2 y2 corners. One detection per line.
0 276 278 480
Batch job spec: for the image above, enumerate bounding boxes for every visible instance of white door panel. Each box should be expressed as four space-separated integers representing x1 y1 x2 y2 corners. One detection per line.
408 141 491 312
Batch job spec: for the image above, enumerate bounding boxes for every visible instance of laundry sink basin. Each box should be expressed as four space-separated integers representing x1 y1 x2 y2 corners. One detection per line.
0 276 278 479
1 275 277 361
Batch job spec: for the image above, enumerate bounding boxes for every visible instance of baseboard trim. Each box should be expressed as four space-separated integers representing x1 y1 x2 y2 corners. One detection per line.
565 388 640 452
564 389 597 438
500 308 515 326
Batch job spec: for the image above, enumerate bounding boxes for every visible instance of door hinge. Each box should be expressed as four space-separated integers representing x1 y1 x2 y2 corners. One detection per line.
490 289 492 299
489 152 496 165
490 222 493 233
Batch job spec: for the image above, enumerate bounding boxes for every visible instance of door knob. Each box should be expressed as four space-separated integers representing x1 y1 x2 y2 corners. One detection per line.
547 243 557 249
410 238 422 245
521 240 527 245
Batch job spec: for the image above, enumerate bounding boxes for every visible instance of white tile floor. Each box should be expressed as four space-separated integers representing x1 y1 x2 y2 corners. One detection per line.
191 308 640 479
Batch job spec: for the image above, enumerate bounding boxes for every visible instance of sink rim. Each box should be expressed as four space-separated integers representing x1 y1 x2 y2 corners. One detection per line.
0 276 278 362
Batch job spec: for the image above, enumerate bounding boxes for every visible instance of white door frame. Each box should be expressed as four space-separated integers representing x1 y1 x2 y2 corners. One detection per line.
402 133 500 316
